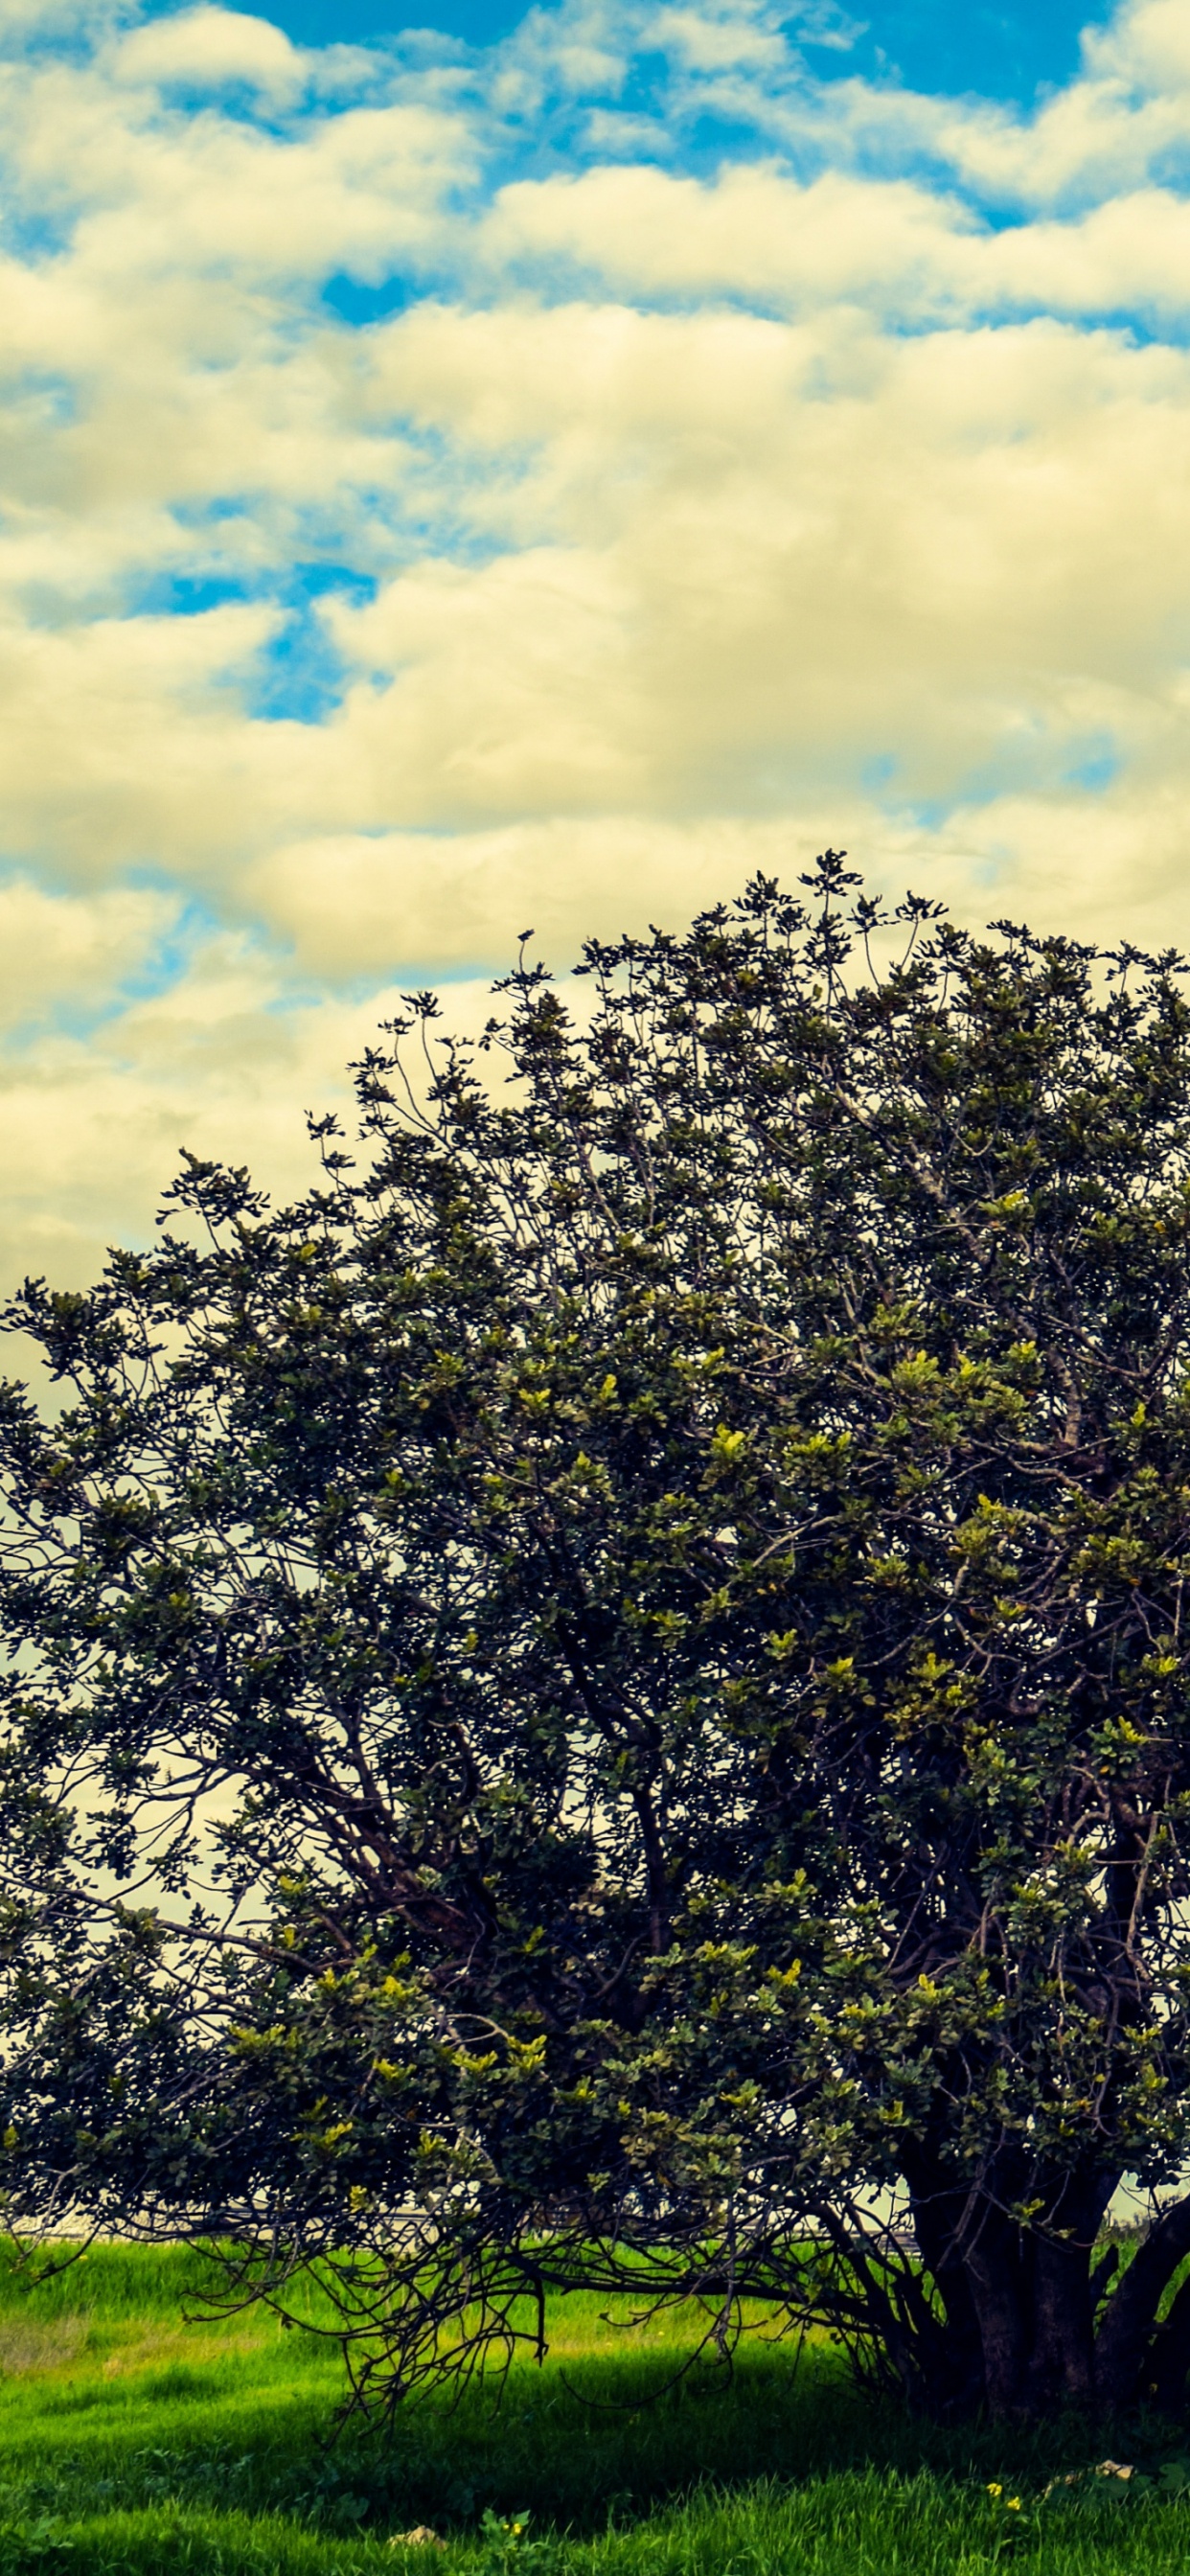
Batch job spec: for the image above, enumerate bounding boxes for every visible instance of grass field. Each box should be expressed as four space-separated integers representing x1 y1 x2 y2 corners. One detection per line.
0 2244 1188 2571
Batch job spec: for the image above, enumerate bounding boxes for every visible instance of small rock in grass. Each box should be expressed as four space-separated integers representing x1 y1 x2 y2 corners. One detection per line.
388 2527 446 2551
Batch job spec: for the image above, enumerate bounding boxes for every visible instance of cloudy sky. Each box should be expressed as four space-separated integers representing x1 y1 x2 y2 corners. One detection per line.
3 0 1189 1285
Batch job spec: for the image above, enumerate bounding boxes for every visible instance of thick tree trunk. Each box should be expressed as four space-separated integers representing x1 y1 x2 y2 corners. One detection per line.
1094 2195 1190 2411
900 2158 1118 2422
901 2150 1035 2418
1024 2234 1096 2413
899 2149 988 2419
1145 2271 1190 2413
963 2207 1031 2421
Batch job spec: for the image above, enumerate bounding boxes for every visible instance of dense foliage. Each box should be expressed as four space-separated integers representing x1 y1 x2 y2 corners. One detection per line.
6 857 1190 2422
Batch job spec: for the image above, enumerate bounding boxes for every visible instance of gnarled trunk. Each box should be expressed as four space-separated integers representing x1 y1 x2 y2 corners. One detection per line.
895 2156 1190 2422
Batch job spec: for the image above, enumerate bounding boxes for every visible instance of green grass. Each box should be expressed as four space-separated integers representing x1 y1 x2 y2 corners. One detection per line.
0 2243 1187 2571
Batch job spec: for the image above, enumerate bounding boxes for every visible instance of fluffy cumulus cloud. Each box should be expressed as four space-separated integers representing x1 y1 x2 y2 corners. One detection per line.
3 0 1190 1281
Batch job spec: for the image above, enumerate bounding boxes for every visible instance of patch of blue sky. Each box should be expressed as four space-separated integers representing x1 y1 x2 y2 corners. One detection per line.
1064 736 1121 793
0 201 82 265
129 0 1117 111
675 106 811 172
108 553 390 724
135 0 536 45
312 427 544 565
235 564 376 723
805 0 1115 105
565 81 804 183
818 292 1188 347
0 8 109 69
321 272 420 326
0 372 78 431
24 538 340 636
901 757 1123 829
156 470 520 634
121 886 336 1022
0 885 218 1054
965 304 1187 349
112 891 228 1006
133 569 259 619
859 730 1121 822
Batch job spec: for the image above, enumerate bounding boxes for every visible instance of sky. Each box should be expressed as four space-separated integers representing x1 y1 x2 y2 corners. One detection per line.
3 0 1190 1288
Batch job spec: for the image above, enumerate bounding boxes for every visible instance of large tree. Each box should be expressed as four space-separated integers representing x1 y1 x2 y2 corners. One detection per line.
5 857 1190 2423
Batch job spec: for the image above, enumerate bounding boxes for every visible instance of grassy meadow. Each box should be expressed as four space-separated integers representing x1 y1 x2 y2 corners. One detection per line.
0 2242 1188 2571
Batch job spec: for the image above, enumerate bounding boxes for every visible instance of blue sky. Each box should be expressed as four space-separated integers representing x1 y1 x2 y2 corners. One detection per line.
139 0 1113 104
2 0 1190 1282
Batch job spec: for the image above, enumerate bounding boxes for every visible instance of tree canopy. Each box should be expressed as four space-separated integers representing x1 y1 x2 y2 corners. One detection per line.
5 855 1190 2423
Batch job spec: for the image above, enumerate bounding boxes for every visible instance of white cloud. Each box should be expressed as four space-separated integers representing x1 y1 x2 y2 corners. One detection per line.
0 935 514 1294
0 955 347 1291
2 0 1190 1290
921 0 1190 206
482 163 1190 328
1086 0 1190 96
0 879 172 1030
652 8 788 71
112 6 305 101
482 164 976 310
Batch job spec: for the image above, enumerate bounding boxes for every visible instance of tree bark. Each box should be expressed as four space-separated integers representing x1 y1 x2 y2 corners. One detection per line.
964 2211 1030 2420
1094 2196 1190 2410
900 2149 986 2418
1097 2195 1190 2410
1024 2234 1095 2412
902 2159 1118 2421
1144 2270 1190 2413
